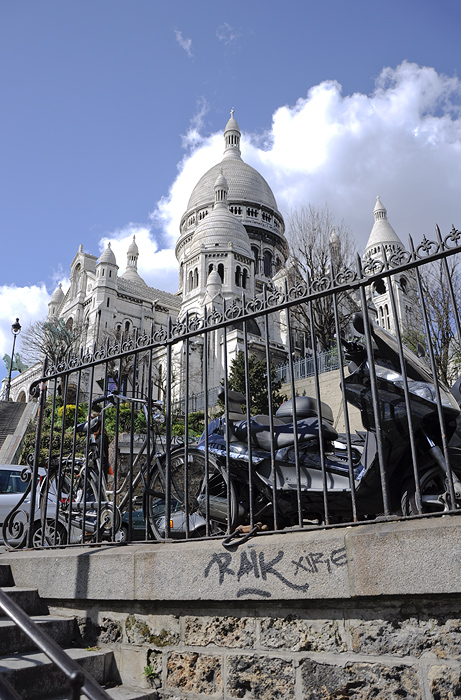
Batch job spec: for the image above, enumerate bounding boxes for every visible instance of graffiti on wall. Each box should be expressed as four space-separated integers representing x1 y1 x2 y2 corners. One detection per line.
204 546 347 598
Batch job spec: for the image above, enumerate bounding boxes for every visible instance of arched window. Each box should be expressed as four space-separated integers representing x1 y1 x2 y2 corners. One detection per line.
263 250 272 277
72 263 81 291
188 271 193 292
251 246 259 274
208 264 214 276
373 279 386 296
194 268 199 288
242 268 248 290
235 266 241 286
384 304 390 329
218 263 224 283
400 276 408 293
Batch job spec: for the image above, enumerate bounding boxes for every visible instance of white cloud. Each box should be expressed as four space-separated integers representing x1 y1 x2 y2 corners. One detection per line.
216 23 241 45
0 284 51 377
153 61 461 262
174 29 193 58
99 223 178 292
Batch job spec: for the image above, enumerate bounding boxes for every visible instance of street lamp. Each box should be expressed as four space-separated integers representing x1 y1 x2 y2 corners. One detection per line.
5 318 21 402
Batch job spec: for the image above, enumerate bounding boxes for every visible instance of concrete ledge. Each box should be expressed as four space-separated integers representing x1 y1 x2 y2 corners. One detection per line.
2 515 461 602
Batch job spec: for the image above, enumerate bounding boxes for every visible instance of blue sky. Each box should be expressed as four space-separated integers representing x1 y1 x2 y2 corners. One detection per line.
1 0 461 377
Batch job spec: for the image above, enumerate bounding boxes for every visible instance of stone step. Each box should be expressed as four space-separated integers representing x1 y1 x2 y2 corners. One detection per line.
0 647 112 700
1 587 46 617
0 564 14 587
0 615 77 655
104 686 158 700
49 685 158 700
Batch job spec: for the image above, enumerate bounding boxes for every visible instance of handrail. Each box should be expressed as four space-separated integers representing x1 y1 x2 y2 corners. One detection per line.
0 674 22 700
0 587 112 700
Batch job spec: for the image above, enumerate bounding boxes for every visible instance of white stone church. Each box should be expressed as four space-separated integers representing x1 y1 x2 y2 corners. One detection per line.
5 112 417 403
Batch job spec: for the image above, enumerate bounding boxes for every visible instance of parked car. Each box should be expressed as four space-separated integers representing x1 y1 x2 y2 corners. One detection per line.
120 508 147 541
120 497 207 542
0 464 67 547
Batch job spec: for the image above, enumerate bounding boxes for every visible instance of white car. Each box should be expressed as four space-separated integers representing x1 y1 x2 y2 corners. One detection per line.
0 464 67 547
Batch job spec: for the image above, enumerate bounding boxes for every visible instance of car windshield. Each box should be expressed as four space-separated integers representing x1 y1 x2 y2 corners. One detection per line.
0 470 28 494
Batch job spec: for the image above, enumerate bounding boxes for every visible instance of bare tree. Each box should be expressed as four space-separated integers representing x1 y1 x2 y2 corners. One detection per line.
404 256 461 386
286 204 359 352
19 317 83 367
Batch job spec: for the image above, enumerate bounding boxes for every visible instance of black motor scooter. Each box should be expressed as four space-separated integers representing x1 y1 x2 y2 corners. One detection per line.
190 313 461 533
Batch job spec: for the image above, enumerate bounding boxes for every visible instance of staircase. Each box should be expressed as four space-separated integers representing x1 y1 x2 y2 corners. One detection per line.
0 564 157 700
0 401 36 464
0 403 27 448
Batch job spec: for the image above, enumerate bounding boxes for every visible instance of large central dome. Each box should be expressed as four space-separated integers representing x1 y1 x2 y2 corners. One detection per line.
177 111 288 273
187 158 278 212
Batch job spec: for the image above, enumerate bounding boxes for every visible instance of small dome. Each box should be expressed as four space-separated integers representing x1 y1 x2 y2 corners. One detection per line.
120 235 146 285
50 283 64 304
98 242 117 266
190 206 251 258
224 114 240 135
127 235 139 256
364 196 405 256
214 170 228 191
206 268 222 296
374 195 387 217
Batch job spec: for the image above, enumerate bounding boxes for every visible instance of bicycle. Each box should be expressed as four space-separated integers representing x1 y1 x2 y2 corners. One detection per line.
37 391 161 543
38 389 238 545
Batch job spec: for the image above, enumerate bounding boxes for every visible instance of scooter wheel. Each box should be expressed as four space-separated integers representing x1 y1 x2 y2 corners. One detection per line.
401 465 461 515
146 447 238 541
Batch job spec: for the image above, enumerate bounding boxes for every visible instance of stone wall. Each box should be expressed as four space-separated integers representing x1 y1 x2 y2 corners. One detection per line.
4 516 461 699
59 593 461 699
282 368 363 433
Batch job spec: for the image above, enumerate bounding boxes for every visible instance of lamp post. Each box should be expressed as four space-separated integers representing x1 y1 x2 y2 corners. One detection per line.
5 318 21 402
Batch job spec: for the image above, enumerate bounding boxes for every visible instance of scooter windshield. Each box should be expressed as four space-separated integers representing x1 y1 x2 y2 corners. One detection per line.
370 321 437 386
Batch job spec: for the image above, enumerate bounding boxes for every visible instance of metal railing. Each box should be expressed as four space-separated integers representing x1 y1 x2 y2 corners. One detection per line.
275 348 341 383
3 224 461 549
0 587 111 700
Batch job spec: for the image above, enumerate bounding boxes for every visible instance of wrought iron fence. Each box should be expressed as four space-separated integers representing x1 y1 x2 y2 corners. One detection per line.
3 225 461 550
275 348 342 384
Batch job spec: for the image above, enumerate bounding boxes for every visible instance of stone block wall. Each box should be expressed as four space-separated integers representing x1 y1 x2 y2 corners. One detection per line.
282 368 363 433
52 595 461 699
5 517 461 699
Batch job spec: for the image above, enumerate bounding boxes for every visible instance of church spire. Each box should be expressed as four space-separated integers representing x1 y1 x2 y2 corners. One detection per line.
213 169 229 208
120 235 146 285
364 196 405 260
223 108 241 159
126 235 139 274
374 195 387 222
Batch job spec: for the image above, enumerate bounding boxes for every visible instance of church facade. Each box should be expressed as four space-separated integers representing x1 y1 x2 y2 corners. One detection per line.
5 113 417 403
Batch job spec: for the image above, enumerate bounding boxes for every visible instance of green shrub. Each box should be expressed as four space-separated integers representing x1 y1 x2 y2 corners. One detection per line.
188 411 205 433
56 404 86 428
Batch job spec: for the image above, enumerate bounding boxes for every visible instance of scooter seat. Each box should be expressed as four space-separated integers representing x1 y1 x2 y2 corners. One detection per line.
233 416 338 452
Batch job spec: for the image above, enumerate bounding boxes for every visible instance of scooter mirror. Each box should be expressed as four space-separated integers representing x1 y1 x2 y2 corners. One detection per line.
351 312 365 335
